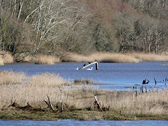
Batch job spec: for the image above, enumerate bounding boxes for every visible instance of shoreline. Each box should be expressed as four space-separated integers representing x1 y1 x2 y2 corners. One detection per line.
1 52 168 65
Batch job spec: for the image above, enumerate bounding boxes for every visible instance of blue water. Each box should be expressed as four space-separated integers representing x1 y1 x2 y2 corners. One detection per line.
0 62 168 125
0 62 168 90
0 120 168 126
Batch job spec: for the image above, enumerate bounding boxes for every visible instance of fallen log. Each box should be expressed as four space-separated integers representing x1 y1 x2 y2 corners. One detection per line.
9 101 34 111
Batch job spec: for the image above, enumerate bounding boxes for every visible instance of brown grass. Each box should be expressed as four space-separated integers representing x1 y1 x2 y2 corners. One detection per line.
99 90 168 115
61 52 139 63
0 71 26 85
33 54 60 64
61 52 168 63
60 52 95 62
0 57 4 65
131 53 168 62
0 51 13 65
3 52 14 63
29 73 66 87
1 52 167 64
0 71 69 107
0 71 168 116
67 89 168 115
90 52 139 63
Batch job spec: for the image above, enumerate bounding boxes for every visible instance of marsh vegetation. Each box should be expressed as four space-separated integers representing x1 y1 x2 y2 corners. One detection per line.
0 52 168 65
0 71 168 120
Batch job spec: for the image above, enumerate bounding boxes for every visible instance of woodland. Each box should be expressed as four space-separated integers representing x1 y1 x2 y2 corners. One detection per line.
0 0 168 62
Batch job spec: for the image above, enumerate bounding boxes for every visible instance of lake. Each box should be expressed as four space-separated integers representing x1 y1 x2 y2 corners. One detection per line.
0 61 167 90
0 120 168 126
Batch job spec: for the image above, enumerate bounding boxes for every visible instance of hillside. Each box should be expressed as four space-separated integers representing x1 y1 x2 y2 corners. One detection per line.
0 0 168 62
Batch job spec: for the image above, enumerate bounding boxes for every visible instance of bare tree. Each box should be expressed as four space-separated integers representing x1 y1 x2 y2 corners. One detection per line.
24 0 90 55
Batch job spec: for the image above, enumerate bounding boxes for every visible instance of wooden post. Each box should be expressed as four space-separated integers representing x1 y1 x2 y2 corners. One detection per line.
154 78 157 85
95 62 98 70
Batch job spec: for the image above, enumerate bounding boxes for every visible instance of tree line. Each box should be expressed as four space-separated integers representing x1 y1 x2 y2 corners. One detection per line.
0 0 168 61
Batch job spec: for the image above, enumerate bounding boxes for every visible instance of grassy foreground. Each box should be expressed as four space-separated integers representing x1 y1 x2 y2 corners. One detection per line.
0 71 168 120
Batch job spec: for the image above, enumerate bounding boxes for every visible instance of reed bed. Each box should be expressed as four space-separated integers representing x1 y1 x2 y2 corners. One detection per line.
0 71 26 85
60 52 95 62
0 57 4 65
0 70 168 116
97 90 168 115
61 52 168 63
0 71 69 107
1 52 167 64
90 53 139 63
131 53 168 62
3 52 14 63
0 51 13 65
33 54 60 64
61 52 139 63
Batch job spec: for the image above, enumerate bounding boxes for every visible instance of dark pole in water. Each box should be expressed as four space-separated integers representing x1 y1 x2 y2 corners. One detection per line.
154 78 157 85
95 62 98 70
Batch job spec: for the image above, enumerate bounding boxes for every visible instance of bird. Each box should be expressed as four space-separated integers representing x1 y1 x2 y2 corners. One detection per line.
142 79 150 84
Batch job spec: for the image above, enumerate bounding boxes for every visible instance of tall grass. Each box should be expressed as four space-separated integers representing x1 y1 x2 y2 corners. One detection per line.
0 71 69 107
61 52 139 63
0 70 168 115
29 73 66 87
0 51 13 65
61 52 168 63
1 52 167 64
33 54 60 64
0 71 26 85
0 57 4 65
90 52 139 63
3 52 14 63
131 53 168 62
68 89 168 115
60 52 95 62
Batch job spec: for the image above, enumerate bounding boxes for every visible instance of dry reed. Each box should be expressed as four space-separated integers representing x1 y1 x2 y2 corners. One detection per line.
29 73 66 87
1 52 168 64
3 52 13 63
0 57 4 65
0 70 168 116
90 52 139 63
61 52 168 63
131 53 168 62
61 52 95 62
0 71 26 85
0 51 13 65
95 90 168 115
0 71 69 107
33 54 60 64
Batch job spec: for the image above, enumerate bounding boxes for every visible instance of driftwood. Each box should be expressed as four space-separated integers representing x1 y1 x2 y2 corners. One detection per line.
94 96 102 111
9 100 34 111
44 95 55 112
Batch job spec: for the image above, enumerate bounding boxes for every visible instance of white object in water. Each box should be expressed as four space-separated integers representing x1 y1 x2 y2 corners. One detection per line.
86 67 93 70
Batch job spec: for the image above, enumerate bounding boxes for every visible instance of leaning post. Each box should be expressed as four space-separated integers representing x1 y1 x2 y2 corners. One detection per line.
95 62 99 70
